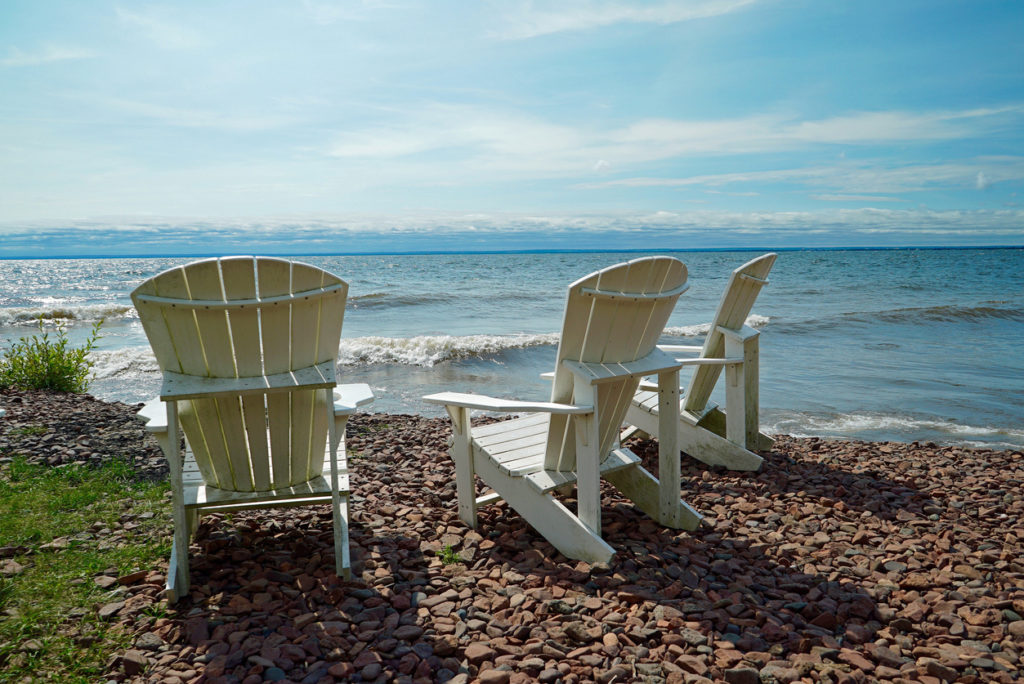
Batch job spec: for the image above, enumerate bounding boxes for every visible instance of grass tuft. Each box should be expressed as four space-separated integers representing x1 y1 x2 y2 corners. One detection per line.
0 456 171 682
0 319 102 393
438 544 460 565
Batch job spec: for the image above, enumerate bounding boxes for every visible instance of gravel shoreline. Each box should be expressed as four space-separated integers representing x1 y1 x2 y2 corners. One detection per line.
1 388 1022 684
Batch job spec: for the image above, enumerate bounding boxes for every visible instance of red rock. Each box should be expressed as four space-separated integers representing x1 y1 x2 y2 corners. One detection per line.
839 649 875 672
466 641 497 665
723 667 759 684
98 601 125 619
117 570 148 585
121 649 149 676
479 670 511 684
327 661 355 678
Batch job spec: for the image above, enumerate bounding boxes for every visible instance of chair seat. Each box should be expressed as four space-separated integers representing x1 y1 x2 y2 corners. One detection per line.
472 412 640 494
473 413 550 477
182 447 349 508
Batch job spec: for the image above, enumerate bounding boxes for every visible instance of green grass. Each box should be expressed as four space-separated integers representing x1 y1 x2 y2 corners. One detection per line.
439 544 460 566
0 456 171 682
9 425 46 437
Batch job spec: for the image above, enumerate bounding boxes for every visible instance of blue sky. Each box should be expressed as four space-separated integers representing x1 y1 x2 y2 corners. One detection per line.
1 0 1022 255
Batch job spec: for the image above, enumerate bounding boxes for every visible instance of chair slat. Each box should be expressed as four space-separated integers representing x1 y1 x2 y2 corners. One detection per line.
183 398 236 489
217 259 271 490
258 259 294 376
289 389 316 485
153 266 208 376
290 264 326 370
684 253 775 412
267 393 292 487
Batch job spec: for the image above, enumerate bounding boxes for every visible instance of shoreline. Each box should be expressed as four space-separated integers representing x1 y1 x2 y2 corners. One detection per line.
1 388 1022 683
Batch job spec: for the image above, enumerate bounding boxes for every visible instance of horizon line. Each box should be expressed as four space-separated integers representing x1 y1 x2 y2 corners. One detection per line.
1 244 1022 261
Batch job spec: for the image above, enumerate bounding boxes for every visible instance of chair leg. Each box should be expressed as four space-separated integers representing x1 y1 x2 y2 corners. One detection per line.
332 492 351 580
164 402 190 602
328 404 351 579
474 451 615 563
447 406 478 528
604 465 702 531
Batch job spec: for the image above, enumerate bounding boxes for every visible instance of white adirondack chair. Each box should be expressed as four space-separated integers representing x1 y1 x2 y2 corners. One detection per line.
132 257 372 602
624 253 776 471
424 257 702 564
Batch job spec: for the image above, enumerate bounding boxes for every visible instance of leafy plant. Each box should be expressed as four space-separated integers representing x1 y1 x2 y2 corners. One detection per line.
439 544 460 565
0 319 102 393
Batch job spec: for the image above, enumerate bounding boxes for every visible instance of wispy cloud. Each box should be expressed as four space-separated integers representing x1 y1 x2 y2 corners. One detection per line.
299 0 400 25
115 7 202 50
585 157 1024 195
0 45 96 67
102 98 299 131
608 107 1024 158
324 104 1024 185
812 194 908 203
496 0 760 39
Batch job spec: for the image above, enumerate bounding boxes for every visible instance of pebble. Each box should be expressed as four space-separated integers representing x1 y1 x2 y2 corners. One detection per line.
3 393 1023 684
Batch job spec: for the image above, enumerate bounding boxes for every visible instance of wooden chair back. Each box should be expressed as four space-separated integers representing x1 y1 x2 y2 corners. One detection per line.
545 257 688 471
683 253 775 413
132 257 348 491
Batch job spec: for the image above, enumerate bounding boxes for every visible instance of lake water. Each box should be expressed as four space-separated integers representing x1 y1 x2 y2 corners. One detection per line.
1 248 1022 449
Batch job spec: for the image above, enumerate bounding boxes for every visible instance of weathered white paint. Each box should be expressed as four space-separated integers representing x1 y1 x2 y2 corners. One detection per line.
133 257 372 602
424 256 702 564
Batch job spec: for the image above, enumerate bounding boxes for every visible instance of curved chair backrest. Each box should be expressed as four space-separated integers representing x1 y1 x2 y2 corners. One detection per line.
683 253 775 413
546 256 688 471
132 257 348 491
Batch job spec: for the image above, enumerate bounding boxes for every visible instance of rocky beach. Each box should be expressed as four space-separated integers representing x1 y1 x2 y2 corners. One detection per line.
1 388 1022 684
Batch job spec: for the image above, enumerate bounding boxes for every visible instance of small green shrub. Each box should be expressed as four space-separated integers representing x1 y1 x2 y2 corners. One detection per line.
0 319 102 393
439 544 460 565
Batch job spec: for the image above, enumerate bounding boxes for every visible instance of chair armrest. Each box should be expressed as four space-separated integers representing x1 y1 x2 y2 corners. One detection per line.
334 383 374 416
136 398 167 433
657 344 703 354
423 392 592 415
678 357 744 366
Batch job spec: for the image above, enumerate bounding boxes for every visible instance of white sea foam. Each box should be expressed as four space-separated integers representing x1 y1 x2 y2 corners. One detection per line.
766 411 1024 448
338 333 560 366
664 314 769 338
90 347 160 379
0 303 134 326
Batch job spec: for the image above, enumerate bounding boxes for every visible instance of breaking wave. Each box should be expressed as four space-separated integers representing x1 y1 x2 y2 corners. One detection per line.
766 411 1024 450
0 304 135 326
338 333 559 366
90 348 159 379
664 314 770 338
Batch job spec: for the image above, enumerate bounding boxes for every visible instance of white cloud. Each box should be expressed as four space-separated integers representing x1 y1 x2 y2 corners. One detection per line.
3 208 1023 242
609 106 1024 158
323 105 1024 183
587 157 1024 195
812 194 907 203
100 98 299 131
496 0 760 39
976 171 991 190
0 45 96 67
299 0 399 25
328 104 588 167
116 8 202 50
